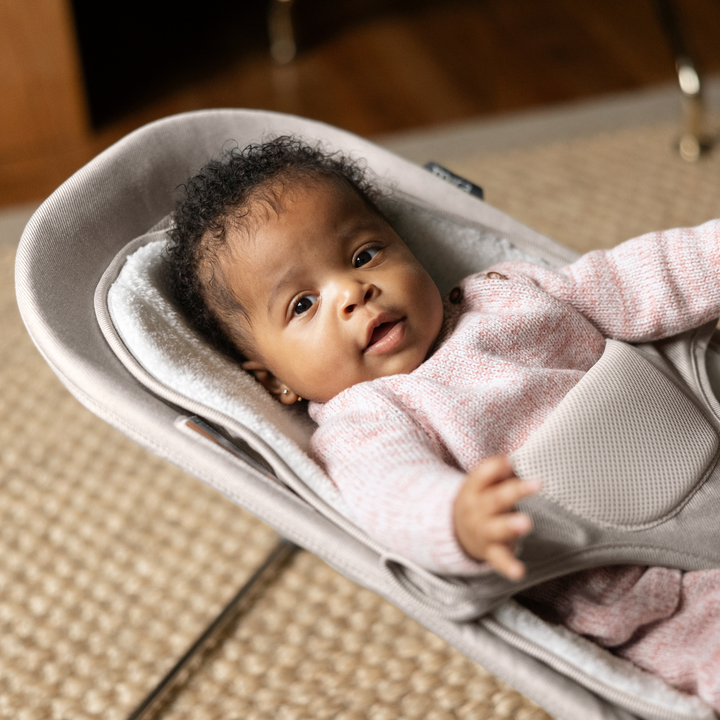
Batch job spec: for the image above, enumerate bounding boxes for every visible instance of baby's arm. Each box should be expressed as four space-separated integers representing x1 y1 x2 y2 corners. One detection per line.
492 219 720 342
454 456 540 580
311 386 540 577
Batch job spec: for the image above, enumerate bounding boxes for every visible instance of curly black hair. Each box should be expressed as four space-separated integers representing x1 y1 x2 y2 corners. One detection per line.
164 136 382 362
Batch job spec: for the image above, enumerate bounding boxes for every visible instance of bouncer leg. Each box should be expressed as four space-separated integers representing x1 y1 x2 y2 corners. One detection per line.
126 539 299 720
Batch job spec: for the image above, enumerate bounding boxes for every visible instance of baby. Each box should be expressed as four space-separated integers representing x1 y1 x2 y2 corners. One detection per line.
167 137 720 707
167 136 546 579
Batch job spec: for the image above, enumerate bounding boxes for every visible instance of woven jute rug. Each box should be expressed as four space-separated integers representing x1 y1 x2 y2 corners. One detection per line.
2 107 720 720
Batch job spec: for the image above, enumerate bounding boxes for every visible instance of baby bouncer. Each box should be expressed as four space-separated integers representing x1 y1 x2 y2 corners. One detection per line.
15 109 720 720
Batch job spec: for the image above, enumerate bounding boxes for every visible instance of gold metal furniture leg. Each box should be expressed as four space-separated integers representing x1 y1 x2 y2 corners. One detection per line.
269 0 297 64
654 0 712 161
676 57 705 161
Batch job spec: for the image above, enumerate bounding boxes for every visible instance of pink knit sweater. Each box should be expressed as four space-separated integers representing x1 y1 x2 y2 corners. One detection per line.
309 219 720 708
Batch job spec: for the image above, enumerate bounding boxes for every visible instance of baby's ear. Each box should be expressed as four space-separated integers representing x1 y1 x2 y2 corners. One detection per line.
241 361 299 404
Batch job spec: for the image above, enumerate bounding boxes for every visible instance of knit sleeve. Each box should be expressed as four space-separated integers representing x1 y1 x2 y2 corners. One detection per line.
491 219 720 342
310 385 486 575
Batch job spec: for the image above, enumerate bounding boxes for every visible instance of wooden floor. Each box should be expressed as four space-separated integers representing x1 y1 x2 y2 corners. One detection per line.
4 0 720 207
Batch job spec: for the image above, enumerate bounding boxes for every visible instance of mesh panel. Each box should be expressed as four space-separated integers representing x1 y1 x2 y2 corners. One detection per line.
512 341 719 528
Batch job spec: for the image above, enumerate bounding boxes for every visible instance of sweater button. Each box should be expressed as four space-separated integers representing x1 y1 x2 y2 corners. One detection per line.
449 286 463 304
486 271 507 280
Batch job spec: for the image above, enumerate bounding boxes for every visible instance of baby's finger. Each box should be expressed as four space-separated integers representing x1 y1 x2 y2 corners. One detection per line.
485 544 526 581
468 456 516 490
485 477 542 514
482 513 532 542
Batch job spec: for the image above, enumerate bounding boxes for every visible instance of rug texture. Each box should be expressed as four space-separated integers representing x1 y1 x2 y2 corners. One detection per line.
2 106 720 720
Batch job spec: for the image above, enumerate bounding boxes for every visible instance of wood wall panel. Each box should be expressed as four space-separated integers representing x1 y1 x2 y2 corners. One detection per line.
0 0 88 159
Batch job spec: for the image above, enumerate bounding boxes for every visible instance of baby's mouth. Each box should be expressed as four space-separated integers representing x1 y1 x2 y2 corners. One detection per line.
370 321 396 345
364 317 406 353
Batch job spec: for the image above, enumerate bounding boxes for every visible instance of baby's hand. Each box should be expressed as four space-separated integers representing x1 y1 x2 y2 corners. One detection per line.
453 456 541 581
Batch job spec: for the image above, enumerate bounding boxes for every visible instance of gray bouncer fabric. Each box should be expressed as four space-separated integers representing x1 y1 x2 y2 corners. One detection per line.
15 109 719 720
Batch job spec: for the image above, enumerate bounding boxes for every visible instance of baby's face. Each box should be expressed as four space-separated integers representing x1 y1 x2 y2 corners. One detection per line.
225 180 444 403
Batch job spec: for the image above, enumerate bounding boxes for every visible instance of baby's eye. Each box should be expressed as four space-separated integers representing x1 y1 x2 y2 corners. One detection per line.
292 295 318 316
354 247 378 268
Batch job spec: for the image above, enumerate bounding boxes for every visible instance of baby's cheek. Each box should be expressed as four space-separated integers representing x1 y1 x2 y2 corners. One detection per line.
306 344 357 396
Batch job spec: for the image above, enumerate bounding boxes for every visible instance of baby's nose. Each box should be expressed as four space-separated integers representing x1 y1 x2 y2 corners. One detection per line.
343 285 374 314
